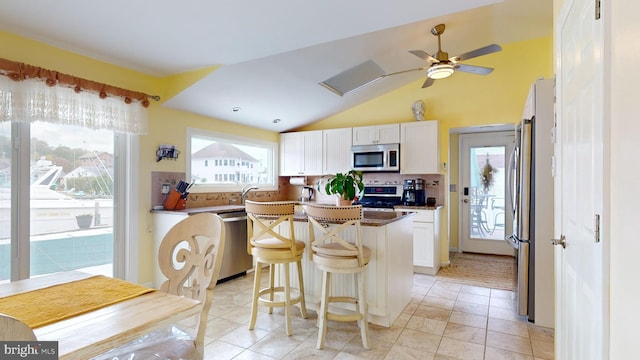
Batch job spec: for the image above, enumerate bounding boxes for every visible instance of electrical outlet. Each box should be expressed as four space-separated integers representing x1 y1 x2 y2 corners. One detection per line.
161 183 171 194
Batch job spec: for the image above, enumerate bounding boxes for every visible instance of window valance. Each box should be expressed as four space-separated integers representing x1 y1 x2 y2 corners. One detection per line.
0 57 158 135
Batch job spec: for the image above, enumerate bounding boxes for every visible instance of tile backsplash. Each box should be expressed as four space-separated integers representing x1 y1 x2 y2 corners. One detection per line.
184 177 290 208
152 173 444 209
151 171 186 208
283 173 445 206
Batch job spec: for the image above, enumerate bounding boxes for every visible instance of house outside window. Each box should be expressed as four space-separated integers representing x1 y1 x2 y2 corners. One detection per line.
187 128 277 192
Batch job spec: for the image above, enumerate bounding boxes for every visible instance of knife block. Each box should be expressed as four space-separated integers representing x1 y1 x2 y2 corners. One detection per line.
163 189 183 210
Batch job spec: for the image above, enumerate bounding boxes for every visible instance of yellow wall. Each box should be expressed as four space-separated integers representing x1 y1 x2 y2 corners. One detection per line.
0 30 279 284
302 36 553 263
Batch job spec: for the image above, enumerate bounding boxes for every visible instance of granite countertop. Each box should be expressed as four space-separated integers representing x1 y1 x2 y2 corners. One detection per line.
394 205 444 211
151 205 246 215
293 209 415 227
152 204 415 226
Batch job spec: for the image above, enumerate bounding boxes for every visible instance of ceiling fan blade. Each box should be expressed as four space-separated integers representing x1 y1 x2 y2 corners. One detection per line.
409 50 438 63
454 63 495 75
381 66 427 78
421 77 435 88
451 44 502 62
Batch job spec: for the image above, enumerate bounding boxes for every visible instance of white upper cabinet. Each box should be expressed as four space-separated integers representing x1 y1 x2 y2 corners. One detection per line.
352 124 400 145
323 127 352 175
279 130 323 176
400 120 439 174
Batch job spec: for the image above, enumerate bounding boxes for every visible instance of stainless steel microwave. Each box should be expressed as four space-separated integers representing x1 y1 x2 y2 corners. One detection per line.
351 143 400 172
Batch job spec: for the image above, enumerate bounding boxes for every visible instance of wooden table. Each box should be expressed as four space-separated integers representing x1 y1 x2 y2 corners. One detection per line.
0 271 201 360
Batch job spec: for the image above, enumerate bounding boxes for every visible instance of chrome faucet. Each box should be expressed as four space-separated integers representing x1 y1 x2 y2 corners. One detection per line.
241 184 258 204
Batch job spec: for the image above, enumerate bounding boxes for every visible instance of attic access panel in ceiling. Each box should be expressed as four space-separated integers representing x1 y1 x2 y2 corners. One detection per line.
319 59 386 96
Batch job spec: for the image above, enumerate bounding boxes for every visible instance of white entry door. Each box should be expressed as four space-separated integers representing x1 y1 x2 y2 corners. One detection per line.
459 131 515 255
557 0 605 358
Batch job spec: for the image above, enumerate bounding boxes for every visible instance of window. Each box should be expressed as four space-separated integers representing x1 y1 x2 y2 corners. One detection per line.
187 128 278 192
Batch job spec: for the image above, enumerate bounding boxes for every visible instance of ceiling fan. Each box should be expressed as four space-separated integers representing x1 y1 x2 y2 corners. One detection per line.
383 24 502 88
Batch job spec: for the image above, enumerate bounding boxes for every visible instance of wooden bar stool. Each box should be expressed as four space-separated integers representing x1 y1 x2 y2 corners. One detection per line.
245 200 308 336
304 203 371 350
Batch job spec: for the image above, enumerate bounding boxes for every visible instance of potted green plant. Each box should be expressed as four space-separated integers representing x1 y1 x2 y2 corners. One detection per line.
318 170 365 206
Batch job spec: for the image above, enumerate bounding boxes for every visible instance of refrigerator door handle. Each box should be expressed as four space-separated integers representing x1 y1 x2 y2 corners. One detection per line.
518 119 533 242
507 146 517 217
505 234 520 249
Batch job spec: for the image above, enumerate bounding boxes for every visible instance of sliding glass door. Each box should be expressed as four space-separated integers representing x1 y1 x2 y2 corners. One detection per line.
0 122 10 281
1 122 119 282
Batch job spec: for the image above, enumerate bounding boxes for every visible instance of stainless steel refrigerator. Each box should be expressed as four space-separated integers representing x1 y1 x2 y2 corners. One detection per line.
505 78 555 327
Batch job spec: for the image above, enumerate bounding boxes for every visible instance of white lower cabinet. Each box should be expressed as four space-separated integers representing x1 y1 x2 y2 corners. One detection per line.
412 208 441 275
152 212 188 288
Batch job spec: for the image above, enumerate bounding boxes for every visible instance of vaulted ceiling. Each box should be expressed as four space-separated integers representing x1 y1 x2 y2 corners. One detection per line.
0 0 552 132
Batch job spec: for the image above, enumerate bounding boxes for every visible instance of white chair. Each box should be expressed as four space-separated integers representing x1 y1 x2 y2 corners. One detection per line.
305 203 371 350
0 313 37 341
245 200 308 336
93 212 225 360
491 197 505 234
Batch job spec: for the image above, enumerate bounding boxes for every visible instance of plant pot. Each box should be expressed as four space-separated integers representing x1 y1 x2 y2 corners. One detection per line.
336 196 353 206
76 215 93 229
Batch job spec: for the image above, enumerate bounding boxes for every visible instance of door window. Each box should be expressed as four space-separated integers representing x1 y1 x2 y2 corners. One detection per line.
469 146 507 240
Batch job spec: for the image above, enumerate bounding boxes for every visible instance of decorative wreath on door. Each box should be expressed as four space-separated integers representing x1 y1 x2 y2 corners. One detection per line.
480 157 498 192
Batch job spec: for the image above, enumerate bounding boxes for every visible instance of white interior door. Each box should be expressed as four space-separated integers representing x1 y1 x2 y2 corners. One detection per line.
557 0 605 358
459 131 515 255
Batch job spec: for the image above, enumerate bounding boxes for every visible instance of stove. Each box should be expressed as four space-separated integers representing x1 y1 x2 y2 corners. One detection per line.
357 184 404 209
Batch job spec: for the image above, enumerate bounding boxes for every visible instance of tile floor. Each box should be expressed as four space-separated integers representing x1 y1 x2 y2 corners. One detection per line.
198 272 554 360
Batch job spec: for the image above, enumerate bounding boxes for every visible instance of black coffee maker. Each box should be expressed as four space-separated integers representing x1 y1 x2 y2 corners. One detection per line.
403 179 426 206
414 179 426 206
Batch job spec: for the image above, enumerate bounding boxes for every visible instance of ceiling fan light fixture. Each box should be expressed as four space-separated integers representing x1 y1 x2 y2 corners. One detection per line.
427 64 454 79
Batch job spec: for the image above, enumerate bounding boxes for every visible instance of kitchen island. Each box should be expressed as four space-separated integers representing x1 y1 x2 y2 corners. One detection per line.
280 207 415 327
152 205 415 327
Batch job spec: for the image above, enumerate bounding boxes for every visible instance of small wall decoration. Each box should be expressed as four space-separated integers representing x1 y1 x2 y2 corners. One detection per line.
156 144 180 162
411 100 426 121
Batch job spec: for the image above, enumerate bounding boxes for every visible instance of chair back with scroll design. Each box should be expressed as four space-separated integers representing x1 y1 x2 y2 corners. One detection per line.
158 212 225 359
0 313 37 341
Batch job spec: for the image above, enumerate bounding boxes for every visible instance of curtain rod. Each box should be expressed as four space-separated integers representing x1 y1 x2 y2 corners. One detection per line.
0 57 160 106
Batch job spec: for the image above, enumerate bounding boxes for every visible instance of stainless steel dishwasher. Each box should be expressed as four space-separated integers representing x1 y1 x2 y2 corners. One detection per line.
217 211 253 283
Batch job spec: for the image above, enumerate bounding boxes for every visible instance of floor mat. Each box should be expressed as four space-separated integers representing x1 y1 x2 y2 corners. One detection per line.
437 252 517 291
